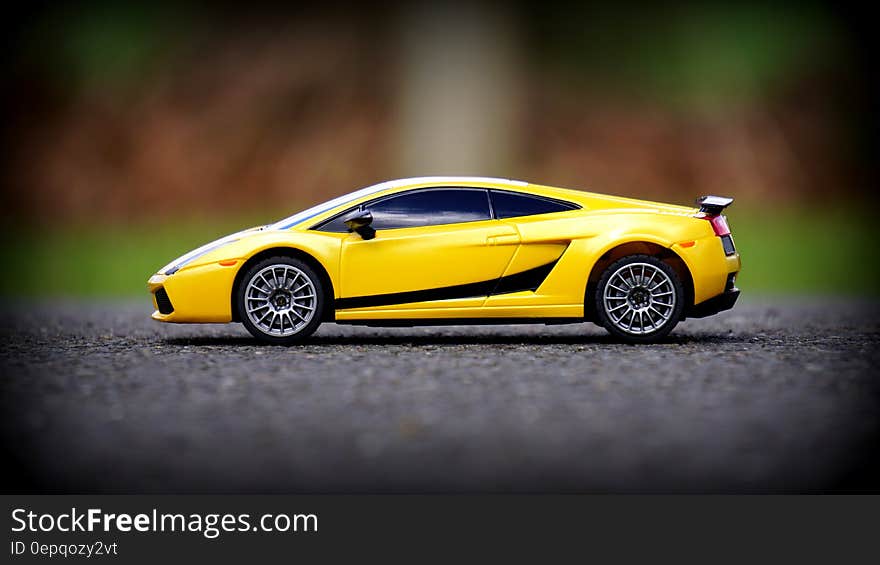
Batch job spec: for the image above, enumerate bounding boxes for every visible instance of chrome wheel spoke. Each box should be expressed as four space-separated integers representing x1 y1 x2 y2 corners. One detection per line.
286 273 300 290
645 309 656 328
626 309 637 330
247 304 270 315
290 309 308 322
256 309 272 324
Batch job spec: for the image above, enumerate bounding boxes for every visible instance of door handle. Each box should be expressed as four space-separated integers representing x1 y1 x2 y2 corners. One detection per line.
486 234 520 246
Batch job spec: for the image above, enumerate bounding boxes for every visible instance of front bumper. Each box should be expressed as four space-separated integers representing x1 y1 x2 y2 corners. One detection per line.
687 288 740 318
147 262 238 323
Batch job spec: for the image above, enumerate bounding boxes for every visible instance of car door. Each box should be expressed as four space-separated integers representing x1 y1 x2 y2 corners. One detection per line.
336 188 520 310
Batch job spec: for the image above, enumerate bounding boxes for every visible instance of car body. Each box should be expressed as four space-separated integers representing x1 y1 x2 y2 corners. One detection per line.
148 176 740 343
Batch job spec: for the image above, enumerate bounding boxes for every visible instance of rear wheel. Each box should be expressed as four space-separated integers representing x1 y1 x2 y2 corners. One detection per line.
237 257 325 344
595 254 684 343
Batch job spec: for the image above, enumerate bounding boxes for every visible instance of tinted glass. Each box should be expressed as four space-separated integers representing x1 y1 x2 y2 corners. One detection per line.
366 189 491 230
315 188 492 232
316 213 351 233
491 191 577 219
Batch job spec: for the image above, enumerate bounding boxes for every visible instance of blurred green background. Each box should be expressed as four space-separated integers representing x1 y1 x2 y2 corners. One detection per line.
2 1 877 297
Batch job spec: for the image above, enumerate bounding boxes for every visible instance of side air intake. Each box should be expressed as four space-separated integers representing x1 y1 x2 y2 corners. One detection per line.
154 287 174 315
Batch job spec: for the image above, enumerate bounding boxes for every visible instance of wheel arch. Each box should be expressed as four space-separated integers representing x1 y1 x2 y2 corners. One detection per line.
231 247 336 322
584 241 694 322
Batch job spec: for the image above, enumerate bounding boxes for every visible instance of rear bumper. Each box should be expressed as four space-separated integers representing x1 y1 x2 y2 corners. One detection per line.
687 288 740 318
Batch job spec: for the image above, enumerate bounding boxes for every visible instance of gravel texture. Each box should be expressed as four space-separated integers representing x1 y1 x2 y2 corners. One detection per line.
1 297 878 492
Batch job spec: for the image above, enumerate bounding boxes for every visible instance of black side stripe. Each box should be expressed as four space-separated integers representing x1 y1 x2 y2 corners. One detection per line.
490 260 557 295
336 279 495 310
335 259 561 310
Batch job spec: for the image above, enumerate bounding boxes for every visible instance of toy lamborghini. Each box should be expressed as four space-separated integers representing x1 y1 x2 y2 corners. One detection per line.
148 177 740 344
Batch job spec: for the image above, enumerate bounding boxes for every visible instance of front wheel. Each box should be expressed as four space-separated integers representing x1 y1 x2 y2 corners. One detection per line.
595 254 684 343
237 257 325 344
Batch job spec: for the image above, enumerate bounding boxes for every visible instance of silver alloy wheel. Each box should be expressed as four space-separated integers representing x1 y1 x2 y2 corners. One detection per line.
602 262 676 335
244 264 317 337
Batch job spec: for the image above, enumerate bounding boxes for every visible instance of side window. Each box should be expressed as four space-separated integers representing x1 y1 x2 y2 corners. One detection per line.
366 188 491 230
315 214 351 233
314 188 492 232
490 190 577 219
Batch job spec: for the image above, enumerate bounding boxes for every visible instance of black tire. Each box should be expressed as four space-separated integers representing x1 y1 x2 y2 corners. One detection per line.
236 256 325 345
594 254 684 344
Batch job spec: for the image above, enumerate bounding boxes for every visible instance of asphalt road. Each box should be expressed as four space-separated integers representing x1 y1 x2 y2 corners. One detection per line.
1 298 878 492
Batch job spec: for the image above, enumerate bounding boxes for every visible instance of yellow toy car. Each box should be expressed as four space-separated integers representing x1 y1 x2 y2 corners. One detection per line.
148 177 740 344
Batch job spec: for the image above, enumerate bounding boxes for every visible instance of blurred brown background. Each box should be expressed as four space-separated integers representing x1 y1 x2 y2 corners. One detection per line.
1 0 877 295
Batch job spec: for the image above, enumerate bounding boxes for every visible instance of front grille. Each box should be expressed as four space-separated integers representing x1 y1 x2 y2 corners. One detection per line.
720 234 736 255
154 287 174 314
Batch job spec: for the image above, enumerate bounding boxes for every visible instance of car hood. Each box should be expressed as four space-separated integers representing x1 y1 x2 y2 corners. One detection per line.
159 225 267 275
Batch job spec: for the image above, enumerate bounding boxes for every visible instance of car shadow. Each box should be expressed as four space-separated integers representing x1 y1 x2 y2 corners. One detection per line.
162 332 736 347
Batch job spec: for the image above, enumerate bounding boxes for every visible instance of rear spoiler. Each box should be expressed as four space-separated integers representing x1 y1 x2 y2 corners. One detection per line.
695 195 734 216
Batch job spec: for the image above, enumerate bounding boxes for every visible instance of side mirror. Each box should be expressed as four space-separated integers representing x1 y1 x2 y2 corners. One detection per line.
342 209 376 240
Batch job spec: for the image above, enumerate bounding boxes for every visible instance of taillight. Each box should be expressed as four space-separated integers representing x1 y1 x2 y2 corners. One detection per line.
700 214 736 255
706 214 730 236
